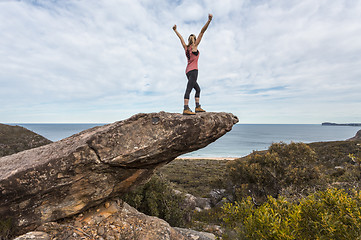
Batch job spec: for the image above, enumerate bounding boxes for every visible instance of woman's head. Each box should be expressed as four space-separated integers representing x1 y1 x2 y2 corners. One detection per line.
188 34 196 46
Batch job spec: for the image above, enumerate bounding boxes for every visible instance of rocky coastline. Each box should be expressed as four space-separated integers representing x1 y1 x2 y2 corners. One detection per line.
0 112 238 239
3 114 360 239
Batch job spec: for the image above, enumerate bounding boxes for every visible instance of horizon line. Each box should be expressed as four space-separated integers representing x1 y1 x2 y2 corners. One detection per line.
3 122 355 125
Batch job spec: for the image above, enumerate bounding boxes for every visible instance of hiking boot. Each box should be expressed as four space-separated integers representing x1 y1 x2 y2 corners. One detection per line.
195 106 206 113
183 108 196 115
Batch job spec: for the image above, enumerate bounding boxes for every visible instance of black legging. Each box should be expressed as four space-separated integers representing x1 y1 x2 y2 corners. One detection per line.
184 69 200 100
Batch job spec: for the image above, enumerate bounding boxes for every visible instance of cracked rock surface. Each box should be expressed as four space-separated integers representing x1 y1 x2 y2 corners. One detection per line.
0 111 238 234
15 199 215 240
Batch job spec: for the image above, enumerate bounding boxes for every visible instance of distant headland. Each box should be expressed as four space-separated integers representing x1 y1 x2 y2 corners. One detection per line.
322 122 361 126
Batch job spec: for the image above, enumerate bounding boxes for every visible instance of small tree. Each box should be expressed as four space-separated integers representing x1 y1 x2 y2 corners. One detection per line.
227 142 322 203
122 174 189 227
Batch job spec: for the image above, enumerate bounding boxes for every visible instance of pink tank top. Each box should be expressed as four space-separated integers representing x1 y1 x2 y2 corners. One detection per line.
185 46 200 73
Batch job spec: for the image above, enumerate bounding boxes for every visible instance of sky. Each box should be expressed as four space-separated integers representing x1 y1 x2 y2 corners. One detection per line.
1 0 361 124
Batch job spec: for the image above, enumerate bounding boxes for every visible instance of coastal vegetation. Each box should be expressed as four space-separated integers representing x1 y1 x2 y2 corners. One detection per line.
1 123 361 239
0 123 51 157
220 141 361 239
159 158 229 197
227 142 322 204
0 218 13 240
221 188 361 239
122 139 361 238
121 174 189 227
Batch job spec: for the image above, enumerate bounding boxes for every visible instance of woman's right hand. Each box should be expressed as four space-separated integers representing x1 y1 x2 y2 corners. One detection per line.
173 24 177 31
208 14 213 21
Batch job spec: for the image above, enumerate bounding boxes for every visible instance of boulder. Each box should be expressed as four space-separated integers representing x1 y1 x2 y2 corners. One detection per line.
34 200 188 240
173 189 211 211
15 199 215 240
13 231 50 240
0 112 238 234
195 197 211 211
209 189 227 207
173 227 215 240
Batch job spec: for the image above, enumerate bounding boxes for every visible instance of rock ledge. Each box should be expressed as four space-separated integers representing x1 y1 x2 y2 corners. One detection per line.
0 111 238 234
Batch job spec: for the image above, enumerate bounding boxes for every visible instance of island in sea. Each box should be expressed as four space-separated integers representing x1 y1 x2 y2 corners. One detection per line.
322 122 361 126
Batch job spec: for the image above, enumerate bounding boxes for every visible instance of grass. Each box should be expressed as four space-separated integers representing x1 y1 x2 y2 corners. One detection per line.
309 140 361 167
157 140 361 199
158 158 230 198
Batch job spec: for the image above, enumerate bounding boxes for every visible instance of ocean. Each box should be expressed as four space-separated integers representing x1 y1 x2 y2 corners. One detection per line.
13 123 360 158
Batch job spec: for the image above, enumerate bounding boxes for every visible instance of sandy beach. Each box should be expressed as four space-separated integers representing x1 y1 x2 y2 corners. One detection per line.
176 157 237 160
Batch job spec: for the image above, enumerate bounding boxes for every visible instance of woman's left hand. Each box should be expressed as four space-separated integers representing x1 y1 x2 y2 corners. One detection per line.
208 14 213 21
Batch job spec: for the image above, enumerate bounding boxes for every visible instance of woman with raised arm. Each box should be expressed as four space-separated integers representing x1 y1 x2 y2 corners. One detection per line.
173 14 213 115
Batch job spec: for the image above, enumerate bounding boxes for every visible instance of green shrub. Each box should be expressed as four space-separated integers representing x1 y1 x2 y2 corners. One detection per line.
221 188 361 240
296 188 361 239
348 151 361 179
0 218 14 240
227 142 322 203
121 174 189 227
222 196 294 240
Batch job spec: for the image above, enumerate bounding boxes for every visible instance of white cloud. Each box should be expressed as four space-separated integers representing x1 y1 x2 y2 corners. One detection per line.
0 0 360 123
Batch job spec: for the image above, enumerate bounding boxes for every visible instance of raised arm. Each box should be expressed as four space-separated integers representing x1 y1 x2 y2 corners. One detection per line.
173 25 187 50
195 14 213 46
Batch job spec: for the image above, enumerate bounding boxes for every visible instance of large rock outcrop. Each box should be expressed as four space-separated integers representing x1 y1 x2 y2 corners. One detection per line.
0 112 238 234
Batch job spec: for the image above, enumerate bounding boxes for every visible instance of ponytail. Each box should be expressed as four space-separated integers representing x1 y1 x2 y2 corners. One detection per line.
186 34 196 60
